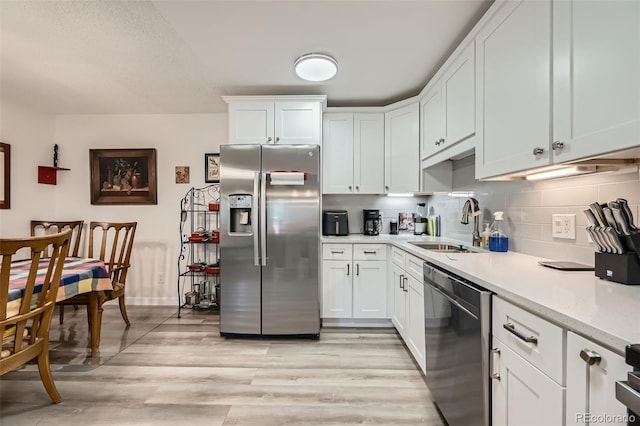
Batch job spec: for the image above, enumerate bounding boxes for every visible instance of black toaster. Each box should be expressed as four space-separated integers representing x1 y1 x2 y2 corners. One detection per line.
322 210 349 236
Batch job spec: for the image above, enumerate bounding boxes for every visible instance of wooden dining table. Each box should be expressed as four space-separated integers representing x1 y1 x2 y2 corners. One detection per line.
8 257 113 356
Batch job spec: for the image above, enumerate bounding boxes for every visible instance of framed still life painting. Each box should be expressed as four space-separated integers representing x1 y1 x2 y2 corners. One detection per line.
90 148 157 205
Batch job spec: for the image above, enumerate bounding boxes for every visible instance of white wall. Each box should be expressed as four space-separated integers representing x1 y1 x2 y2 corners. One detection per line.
0 98 57 236
1 109 227 305
54 114 227 304
428 155 640 265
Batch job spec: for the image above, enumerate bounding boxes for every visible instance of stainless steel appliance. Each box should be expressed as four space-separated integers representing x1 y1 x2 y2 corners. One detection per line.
322 210 349 236
423 262 492 426
616 344 640 424
220 144 320 337
363 209 381 236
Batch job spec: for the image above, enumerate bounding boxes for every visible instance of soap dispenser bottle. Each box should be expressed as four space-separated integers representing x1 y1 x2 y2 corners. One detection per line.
481 223 491 248
489 211 509 252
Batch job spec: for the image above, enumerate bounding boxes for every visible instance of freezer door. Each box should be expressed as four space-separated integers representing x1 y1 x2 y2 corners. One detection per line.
260 144 320 335
220 144 261 335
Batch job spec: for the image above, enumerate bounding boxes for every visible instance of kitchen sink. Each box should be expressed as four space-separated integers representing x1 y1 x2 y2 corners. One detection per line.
409 242 481 253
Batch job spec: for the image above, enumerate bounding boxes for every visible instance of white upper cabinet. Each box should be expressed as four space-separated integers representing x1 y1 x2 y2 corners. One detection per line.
552 0 640 162
420 41 475 162
224 96 324 145
354 113 385 194
420 83 443 160
322 112 384 194
322 113 354 194
385 102 419 193
475 0 552 179
442 40 476 150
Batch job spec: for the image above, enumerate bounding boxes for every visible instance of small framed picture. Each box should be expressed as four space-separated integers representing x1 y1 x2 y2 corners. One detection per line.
205 153 220 183
175 166 190 184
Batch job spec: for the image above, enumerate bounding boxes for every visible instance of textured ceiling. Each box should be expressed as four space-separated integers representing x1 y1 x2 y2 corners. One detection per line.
0 0 493 114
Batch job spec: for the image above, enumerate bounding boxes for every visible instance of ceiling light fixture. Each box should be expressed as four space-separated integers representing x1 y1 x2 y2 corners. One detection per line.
294 53 338 82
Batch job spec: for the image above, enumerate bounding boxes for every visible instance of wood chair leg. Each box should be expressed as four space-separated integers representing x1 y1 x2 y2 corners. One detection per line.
37 346 62 403
118 295 130 327
59 305 64 325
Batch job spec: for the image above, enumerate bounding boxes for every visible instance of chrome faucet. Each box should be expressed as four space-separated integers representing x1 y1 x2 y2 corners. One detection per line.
461 198 482 247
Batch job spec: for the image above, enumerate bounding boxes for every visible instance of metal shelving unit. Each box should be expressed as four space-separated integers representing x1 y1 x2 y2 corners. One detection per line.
177 184 220 318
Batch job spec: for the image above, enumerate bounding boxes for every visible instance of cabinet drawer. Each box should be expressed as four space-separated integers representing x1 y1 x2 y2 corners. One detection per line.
391 246 406 267
405 253 424 281
493 297 565 385
353 244 386 261
323 244 352 260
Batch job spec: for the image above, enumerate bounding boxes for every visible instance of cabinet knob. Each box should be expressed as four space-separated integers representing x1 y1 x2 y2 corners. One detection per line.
348 186 352 191
266 137 272 143
580 348 602 366
552 141 565 151
439 138 445 144
385 185 389 191
275 137 280 144
435 140 440 146
355 186 359 191
532 147 545 156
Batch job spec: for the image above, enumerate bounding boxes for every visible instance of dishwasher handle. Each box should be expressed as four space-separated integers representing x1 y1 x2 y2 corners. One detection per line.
429 282 478 320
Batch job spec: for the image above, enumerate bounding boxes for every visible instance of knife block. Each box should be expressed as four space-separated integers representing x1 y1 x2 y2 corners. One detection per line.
595 252 640 285
620 232 640 254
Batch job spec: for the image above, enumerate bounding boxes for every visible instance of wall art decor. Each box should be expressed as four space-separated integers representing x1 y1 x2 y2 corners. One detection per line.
90 148 157 205
175 166 190 184
0 142 10 209
205 153 219 183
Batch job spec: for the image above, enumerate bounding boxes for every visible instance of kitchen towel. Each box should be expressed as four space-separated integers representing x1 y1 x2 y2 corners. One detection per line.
270 172 305 186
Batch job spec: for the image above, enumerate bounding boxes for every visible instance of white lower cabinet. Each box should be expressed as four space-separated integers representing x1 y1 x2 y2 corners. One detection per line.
321 243 387 320
565 332 630 426
321 260 352 318
492 338 565 426
389 247 425 373
391 262 407 337
406 273 425 373
353 260 387 318
491 297 565 425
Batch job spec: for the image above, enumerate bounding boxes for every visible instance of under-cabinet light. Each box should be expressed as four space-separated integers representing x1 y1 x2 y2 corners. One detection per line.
387 193 414 197
525 166 597 181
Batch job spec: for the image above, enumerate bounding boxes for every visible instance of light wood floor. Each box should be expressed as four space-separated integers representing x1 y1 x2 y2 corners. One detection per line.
0 306 445 425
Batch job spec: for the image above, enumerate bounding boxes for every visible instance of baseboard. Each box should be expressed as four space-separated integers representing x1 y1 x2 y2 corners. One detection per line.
321 318 394 328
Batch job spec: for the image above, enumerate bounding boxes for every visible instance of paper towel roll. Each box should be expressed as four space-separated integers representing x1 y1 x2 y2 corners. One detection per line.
270 172 305 186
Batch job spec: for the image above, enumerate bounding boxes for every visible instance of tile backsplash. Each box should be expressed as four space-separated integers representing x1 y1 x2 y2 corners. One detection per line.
322 194 429 235
427 155 640 265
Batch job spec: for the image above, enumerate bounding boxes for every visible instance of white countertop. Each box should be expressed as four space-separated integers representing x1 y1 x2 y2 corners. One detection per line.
322 233 640 355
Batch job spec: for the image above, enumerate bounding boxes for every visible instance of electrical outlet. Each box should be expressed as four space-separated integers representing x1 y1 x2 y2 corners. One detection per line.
552 214 576 239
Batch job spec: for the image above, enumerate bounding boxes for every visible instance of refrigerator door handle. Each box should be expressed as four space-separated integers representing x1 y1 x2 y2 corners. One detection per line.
260 172 267 266
253 172 260 266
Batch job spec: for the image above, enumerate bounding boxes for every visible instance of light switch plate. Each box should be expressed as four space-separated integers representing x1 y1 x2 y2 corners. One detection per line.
552 214 576 239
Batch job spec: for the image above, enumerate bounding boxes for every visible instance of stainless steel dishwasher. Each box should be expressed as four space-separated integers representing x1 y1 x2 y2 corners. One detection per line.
423 261 492 426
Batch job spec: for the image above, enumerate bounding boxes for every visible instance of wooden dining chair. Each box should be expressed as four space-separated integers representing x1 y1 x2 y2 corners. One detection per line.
30 220 84 258
30 220 84 324
0 229 71 403
58 222 137 327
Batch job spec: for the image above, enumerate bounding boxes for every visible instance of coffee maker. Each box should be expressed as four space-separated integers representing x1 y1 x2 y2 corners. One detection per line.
363 209 382 236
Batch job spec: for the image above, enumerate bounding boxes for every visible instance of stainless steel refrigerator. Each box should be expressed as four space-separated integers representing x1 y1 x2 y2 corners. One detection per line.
219 144 320 336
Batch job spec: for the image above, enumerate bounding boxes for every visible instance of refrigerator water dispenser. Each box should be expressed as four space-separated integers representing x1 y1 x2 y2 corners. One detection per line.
229 194 252 233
